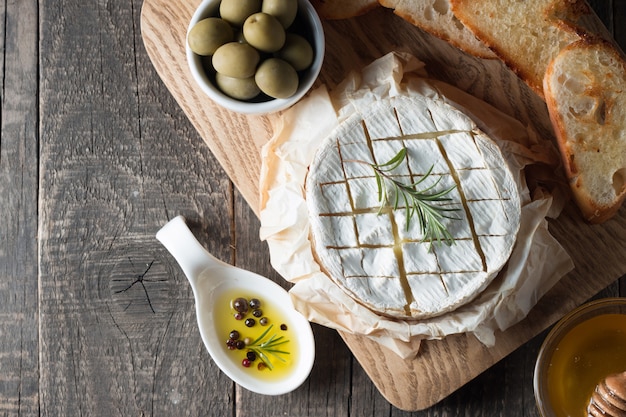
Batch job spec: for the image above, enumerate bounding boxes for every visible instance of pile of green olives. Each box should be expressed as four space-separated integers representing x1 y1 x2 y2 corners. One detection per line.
188 0 314 101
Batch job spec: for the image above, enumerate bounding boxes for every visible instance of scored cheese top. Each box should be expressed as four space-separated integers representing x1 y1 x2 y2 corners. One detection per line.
305 95 521 319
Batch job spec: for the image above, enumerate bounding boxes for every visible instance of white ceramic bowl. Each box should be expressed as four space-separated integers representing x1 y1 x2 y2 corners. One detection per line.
157 216 315 395
186 0 325 115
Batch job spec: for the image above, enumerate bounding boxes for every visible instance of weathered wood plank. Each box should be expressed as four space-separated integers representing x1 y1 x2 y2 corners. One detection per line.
588 0 612 30
232 194 353 416
38 0 234 415
615 1 626 50
0 0 40 415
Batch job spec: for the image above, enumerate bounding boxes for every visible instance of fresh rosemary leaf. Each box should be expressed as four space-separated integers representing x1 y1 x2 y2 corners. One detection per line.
352 147 460 248
246 324 290 370
378 147 406 169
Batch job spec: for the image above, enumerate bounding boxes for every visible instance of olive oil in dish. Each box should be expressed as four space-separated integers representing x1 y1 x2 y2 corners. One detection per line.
215 288 297 382
546 313 626 417
157 215 314 395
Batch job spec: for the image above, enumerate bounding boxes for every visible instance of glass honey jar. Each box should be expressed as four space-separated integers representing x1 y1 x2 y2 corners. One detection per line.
534 298 626 417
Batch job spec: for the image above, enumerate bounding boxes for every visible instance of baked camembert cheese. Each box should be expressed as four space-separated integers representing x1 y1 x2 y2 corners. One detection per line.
305 95 521 319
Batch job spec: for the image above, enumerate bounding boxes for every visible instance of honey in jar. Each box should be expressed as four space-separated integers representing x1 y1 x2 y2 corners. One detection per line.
546 313 626 417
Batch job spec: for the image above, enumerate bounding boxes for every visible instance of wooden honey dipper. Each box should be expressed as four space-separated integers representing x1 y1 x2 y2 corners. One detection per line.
588 371 626 417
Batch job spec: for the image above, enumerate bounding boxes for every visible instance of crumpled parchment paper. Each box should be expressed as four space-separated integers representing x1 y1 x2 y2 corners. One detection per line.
258 52 574 359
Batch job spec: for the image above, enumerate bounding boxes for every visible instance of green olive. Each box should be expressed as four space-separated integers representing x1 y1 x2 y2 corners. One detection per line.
262 0 298 28
243 13 285 53
187 18 234 56
255 58 298 98
275 33 313 71
215 73 261 100
219 0 261 26
212 42 260 78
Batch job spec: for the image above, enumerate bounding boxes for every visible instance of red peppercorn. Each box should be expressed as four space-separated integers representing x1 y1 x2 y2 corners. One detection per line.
242 358 251 368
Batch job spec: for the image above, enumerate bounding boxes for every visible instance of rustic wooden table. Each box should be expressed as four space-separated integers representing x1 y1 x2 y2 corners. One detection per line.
1 1 625 416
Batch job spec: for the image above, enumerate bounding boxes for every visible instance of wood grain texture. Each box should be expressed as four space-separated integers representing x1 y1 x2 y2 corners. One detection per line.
37 0 237 415
141 0 626 411
0 0 40 415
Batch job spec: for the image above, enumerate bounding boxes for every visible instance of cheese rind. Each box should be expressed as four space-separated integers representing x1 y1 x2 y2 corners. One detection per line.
306 96 521 319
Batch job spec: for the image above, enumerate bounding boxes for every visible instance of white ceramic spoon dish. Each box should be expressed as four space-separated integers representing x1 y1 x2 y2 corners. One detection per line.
156 215 315 395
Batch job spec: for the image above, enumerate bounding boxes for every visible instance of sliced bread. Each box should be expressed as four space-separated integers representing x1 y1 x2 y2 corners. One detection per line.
449 0 598 98
309 0 495 59
378 0 496 58
544 39 626 223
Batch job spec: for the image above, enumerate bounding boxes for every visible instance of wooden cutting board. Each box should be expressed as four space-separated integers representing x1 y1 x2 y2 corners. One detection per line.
140 0 626 410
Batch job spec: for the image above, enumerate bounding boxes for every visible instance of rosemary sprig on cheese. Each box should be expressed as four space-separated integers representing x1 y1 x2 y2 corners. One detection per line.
353 148 459 247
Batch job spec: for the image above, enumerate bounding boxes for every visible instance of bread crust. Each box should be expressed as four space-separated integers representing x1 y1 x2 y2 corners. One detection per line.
378 0 496 59
544 38 626 223
451 0 626 222
449 0 598 98
310 0 496 59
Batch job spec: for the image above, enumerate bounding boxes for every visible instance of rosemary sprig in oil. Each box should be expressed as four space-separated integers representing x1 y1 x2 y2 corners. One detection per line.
246 324 290 370
352 148 459 247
